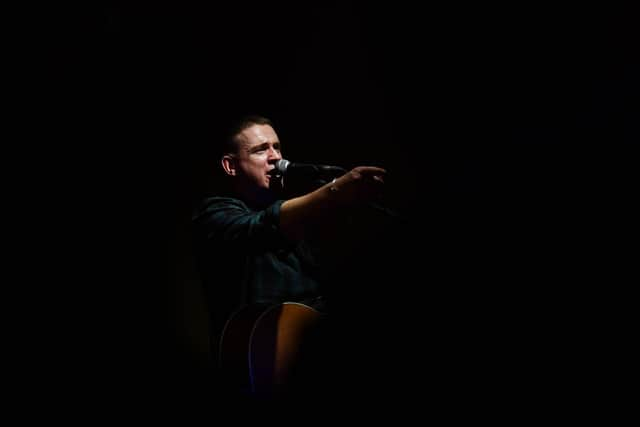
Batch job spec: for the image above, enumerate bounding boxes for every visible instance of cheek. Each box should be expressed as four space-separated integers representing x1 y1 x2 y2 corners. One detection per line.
248 154 267 165
242 157 262 170
244 160 266 178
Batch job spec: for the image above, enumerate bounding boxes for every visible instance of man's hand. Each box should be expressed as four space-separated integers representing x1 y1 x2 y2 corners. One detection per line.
329 166 387 206
280 166 387 241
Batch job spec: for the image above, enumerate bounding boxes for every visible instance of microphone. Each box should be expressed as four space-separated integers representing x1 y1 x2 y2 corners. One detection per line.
273 159 346 180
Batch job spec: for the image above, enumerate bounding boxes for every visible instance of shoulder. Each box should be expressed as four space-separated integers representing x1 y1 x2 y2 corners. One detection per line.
192 196 248 218
192 197 287 229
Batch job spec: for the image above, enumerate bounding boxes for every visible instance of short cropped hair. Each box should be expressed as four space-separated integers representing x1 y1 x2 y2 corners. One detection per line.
222 115 274 156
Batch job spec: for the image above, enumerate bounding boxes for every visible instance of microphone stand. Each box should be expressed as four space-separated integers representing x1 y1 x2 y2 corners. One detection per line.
314 178 407 224
276 163 407 224
367 201 406 223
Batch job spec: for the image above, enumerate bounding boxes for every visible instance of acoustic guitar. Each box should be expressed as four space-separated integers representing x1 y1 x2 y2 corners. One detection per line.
218 302 324 397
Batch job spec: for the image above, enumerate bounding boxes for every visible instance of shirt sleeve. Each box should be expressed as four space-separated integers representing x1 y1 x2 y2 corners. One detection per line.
192 197 292 252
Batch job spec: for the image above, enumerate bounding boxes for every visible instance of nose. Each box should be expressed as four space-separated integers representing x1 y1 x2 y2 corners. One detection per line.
267 147 282 161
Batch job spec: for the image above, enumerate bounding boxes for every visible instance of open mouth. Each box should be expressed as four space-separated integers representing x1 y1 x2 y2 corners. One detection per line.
267 170 282 180
267 171 283 189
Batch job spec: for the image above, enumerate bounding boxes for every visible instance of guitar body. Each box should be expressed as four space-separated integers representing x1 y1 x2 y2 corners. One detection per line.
219 302 323 396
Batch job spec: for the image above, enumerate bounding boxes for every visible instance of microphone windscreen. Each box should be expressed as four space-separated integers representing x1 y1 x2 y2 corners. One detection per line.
274 159 290 174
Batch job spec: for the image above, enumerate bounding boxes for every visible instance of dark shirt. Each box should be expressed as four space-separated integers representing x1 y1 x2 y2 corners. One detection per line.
191 196 322 342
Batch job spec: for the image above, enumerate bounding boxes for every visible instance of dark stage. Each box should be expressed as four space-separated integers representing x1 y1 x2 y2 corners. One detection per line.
34 2 635 418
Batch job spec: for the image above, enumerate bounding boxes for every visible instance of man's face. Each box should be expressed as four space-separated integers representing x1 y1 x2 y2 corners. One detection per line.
229 124 283 191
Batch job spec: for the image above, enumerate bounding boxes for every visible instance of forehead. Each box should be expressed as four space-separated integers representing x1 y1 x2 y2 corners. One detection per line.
237 124 279 149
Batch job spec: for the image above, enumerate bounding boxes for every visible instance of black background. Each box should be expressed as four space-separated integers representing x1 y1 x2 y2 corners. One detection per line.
32 1 636 418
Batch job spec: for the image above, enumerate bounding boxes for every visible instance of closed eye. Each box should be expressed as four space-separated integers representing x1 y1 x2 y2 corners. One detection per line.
250 142 281 154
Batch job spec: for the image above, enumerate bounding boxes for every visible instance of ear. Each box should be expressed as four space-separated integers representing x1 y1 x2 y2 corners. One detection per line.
221 155 237 176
